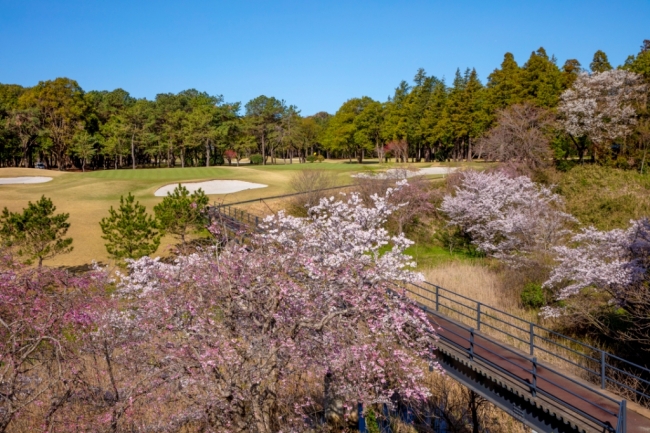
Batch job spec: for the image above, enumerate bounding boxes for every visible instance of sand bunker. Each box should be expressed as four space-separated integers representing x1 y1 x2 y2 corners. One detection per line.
353 167 457 179
155 180 268 197
0 176 53 185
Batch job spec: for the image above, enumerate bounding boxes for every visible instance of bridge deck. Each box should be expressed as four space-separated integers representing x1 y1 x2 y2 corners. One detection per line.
429 310 650 433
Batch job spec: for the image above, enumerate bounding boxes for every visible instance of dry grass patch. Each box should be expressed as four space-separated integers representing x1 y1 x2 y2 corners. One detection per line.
416 262 602 379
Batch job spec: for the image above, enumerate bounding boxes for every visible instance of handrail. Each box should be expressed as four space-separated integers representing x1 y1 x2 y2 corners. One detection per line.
412 287 626 432
410 281 650 407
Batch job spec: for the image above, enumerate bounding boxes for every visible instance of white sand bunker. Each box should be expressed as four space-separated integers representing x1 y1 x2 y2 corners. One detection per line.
353 167 457 180
155 180 268 197
0 176 53 185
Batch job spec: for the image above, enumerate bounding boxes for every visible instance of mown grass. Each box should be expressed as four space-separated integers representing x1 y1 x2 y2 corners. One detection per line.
0 161 469 267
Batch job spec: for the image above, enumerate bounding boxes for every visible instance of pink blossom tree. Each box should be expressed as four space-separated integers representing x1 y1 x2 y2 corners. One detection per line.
92 186 438 432
0 255 103 432
440 170 575 264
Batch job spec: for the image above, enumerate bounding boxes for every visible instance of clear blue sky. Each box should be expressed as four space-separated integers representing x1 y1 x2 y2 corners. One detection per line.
1 0 648 115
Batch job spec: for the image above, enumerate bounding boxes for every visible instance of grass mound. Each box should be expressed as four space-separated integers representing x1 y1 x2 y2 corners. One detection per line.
555 165 650 230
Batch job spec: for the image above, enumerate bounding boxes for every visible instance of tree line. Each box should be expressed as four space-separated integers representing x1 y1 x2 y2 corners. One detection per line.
1 41 649 170
0 84 328 170
324 41 650 167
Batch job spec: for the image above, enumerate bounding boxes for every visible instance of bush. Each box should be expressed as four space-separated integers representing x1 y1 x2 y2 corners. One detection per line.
555 159 577 172
249 153 263 165
306 154 317 163
317 154 325 162
288 170 337 216
521 282 545 309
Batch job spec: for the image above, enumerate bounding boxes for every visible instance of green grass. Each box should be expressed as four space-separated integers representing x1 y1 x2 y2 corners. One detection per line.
554 165 650 230
405 243 481 269
82 166 234 181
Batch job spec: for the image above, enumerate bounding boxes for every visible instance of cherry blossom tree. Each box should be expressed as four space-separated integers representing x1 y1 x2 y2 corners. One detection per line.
440 170 575 264
90 186 438 432
543 219 650 344
0 255 103 432
558 70 647 161
544 219 650 299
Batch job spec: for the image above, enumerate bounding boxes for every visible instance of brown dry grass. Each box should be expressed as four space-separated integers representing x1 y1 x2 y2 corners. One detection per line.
416 262 603 381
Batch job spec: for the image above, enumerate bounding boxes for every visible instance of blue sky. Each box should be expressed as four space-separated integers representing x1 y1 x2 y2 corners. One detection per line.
1 0 648 115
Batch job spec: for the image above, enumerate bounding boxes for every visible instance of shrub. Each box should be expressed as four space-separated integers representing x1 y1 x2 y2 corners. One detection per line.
249 153 263 165
317 154 325 162
306 154 317 163
521 282 545 309
288 170 337 216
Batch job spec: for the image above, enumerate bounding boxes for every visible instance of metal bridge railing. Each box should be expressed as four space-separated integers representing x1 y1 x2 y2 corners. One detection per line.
404 281 650 410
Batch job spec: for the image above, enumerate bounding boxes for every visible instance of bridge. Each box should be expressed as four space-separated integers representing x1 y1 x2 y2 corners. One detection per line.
208 203 650 433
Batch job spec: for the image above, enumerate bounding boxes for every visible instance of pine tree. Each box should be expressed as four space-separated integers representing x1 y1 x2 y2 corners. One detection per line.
100 193 160 261
590 50 613 73
154 184 209 249
0 196 73 266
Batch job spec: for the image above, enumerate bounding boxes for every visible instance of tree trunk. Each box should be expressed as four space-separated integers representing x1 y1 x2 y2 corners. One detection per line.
262 131 266 165
206 139 211 167
131 132 136 169
469 390 480 433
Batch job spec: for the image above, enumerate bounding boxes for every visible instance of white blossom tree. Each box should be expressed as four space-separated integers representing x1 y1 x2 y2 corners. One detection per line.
558 70 647 161
440 170 575 264
543 219 650 344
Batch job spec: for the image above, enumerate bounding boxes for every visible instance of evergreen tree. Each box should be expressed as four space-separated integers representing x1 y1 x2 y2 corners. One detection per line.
0 196 73 266
519 47 564 108
154 184 209 248
562 59 583 88
420 79 449 160
590 50 613 73
486 52 523 110
100 193 160 260
623 43 650 82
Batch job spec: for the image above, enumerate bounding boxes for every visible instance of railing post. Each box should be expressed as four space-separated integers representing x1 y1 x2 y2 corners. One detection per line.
477 302 481 330
601 350 606 389
529 323 534 356
255 216 259 226
469 328 474 361
531 357 537 398
358 403 367 433
435 286 439 312
617 399 627 433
